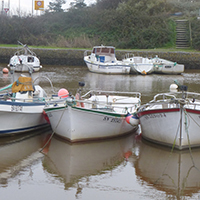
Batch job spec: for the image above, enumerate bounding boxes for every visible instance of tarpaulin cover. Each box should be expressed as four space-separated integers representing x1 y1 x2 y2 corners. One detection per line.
12 77 34 93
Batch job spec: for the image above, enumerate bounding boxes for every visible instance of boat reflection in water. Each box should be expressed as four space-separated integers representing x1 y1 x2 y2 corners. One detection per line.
42 132 136 192
133 140 200 199
84 71 184 101
0 127 51 187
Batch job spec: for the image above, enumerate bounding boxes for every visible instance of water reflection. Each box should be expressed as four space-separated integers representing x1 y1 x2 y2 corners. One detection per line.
133 140 200 199
0 65 187 104
0 127 51 187
42 133 136 192
1 65 200 199
85 72 184 103
23 65 185 102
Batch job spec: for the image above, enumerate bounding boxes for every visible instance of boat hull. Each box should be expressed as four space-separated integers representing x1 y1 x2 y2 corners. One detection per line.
0 101 48 136
44 105 138 142
8 54 42 72
138 107 200 150
84 46 131 74
123 56 154 74
9 64 41 72
131 63 154 74
153 63 184 74
84 59 131 74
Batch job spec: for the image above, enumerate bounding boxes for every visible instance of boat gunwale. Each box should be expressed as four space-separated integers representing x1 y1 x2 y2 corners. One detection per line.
137 107 180 117
0 100 46 106
44 104 132 117
44 90 141 116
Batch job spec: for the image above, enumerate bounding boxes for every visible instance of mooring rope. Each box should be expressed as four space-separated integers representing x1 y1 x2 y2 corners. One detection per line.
183 108 200 171
154 100 200 185
154 120 181 184
39 105 67 153
184 108 200 128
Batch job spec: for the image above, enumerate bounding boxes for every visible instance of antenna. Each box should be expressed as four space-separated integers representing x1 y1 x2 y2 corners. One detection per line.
1 0 4 14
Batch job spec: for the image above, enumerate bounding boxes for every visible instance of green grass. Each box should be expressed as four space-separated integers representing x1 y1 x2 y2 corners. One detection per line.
0 44 199 53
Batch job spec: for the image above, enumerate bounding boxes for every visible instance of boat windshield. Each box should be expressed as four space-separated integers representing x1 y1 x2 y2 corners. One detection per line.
28 57 34 62
101 48 110 53
93 47 115 54
93 48 101 53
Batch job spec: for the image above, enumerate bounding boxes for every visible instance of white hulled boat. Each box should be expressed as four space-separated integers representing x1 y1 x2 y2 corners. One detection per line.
123 55 154 75
84 45 131 74
8 42 42 72
44 82 141 142
0 75 54 136
152 55 184 74
137 83 200 150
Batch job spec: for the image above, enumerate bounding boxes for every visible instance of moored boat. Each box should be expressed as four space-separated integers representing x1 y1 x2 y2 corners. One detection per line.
0 75 53 136
8 42 42 73
84 45 131 74
137 83 200 150
152 55 184 74
123 54 154 75
44 82 141 142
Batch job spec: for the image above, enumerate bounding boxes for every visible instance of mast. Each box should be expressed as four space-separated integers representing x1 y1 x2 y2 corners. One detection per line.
1 0 4 14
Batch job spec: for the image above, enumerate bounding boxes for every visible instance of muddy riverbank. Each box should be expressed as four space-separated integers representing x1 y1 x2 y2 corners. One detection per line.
0 47 199 69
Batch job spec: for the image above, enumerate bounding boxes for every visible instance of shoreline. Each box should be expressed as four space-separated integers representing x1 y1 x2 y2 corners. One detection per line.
0 47 200 69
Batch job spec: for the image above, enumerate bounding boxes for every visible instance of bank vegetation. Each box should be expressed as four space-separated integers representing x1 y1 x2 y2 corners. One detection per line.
0 0 200 50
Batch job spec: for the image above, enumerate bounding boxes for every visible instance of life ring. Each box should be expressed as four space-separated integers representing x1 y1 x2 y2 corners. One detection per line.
75 93 84 107
113 98 117 103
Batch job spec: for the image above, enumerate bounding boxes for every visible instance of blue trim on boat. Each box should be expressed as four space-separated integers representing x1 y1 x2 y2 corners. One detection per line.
0 123 48 134
84 60 131 68
0 101 45 106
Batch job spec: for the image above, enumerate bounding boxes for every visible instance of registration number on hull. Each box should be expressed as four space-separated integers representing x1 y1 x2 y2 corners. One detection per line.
11 105 23 112
103 116 122 123
144 113 166 120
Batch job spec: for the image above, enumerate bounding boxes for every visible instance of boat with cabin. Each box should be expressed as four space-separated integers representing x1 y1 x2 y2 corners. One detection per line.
8 42 42 73
84 45 131 74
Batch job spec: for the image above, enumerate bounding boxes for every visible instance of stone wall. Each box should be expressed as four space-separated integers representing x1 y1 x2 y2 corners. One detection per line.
1 47 200 69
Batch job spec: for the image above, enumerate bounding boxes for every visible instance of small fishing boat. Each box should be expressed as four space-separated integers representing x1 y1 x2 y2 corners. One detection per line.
123 55 154 75
0 75 52 136
84 45 131 74
152 55 184 74
44 82 141 142
8 42 42 73
137 82 200 150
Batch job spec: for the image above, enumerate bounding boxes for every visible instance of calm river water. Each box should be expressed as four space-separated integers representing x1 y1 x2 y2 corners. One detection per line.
0 64 200 200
